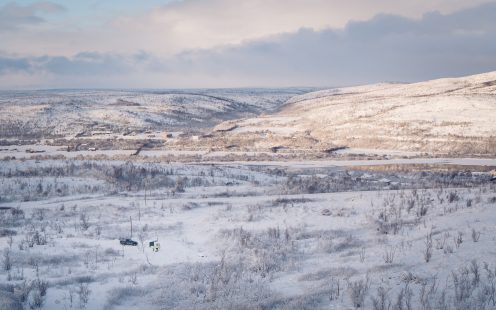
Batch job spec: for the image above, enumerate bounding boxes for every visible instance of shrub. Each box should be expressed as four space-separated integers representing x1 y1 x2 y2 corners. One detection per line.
156 261 272 309
383 246 396 264
454 232 463 249
77 283 91 309
448 192 460 203
371 287 391 310
2 248 11 271
0 290 22 310
28 288 44 309
471 228 481 242
348 277 370 308
32 278 48 297
0 229 16 237
80 212 90 231
104 286 145 310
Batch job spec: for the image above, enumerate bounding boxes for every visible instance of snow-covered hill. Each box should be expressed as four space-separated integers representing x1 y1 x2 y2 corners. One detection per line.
2 73 494 156
0 89 308 139
210 72 496 155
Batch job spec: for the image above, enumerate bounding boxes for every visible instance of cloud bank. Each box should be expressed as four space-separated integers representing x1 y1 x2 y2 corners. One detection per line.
0 2 495 88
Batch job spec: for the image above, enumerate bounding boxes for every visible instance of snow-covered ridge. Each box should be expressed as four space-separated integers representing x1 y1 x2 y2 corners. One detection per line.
213 72 496 155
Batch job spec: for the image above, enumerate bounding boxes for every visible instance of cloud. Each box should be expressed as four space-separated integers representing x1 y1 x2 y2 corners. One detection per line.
0 55 31 74
167 2 496 86
106 0 493 55
40 52 132 75
0 51 145 76
1 0 492 57
1 2 496 88
0 1 65 31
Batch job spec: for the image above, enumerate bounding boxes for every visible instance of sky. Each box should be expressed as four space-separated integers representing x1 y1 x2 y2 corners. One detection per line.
0 0 495 89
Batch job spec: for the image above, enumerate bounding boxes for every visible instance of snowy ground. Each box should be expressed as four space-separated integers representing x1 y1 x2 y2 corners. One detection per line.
1 76 495 309
1 157 495 309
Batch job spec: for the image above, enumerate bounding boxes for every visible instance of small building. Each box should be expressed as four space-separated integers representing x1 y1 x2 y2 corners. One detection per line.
149 240 160 252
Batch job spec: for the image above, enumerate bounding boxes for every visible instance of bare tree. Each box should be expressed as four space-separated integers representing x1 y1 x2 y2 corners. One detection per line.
424 232 433 263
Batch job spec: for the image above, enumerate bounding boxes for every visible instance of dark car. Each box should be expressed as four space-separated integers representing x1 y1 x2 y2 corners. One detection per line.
119 238 138 246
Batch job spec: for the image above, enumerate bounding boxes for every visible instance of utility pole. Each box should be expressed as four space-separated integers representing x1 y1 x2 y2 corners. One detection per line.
130 216 133 238
141 179 146 222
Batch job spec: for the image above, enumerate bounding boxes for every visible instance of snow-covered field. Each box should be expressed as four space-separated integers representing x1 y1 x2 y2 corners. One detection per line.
1 158 495 309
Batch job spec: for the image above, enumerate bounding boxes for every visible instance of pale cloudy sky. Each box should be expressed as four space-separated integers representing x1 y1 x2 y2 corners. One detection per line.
0 0 495 89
